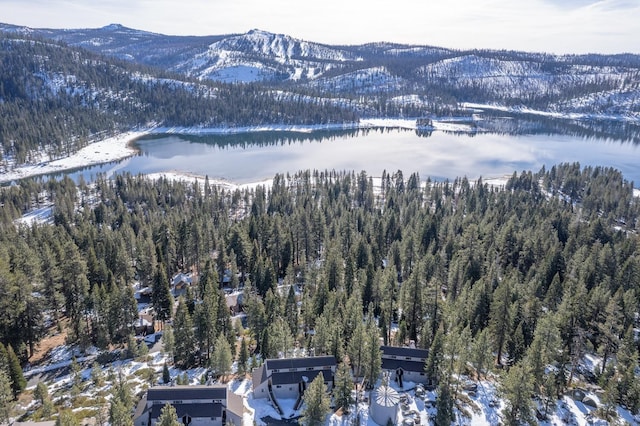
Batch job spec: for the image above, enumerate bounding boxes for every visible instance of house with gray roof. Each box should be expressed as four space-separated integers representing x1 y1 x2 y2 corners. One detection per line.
133 385 242 426
252 356 337 410
380 345 430 387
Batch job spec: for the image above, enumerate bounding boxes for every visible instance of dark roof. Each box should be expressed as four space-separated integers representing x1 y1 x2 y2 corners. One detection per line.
147 385 226 402
271 369 333 386
381 345 429 360
252 364 268 386
381 358 427 373
150 402 223 420
266 356 336 371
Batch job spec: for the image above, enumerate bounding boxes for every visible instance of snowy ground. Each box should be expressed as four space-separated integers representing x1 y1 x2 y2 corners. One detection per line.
0 131 148 184
17 341 640 426
462 102 640 122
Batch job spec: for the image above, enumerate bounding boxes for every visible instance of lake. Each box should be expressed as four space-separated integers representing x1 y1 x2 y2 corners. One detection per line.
59 120 640 186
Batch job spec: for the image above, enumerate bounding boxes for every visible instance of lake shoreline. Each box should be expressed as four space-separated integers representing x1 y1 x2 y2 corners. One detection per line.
0 119 444 184
1 114 639 186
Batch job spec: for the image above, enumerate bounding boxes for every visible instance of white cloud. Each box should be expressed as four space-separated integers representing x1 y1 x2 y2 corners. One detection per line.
1 0 638 53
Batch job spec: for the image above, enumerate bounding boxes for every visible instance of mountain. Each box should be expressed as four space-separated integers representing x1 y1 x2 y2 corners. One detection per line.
3 22 639 118
1 23 640 166
0 30 358 165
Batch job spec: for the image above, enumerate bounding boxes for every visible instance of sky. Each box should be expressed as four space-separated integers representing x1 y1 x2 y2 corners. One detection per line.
2 0 639 54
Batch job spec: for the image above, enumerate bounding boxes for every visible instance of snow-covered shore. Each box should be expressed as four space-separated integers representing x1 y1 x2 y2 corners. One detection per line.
0 119 444 184
462 102 640 122
0 131 148 184
2 117 639 189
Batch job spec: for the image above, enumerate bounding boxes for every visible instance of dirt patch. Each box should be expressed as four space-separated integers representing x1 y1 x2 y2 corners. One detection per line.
29 321 69 365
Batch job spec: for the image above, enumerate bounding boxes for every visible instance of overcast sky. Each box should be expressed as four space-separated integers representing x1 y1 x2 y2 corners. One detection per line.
2 0 639 54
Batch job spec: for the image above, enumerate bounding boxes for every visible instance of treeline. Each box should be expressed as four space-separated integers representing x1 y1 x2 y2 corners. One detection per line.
0 32 359 164
0 163 639 421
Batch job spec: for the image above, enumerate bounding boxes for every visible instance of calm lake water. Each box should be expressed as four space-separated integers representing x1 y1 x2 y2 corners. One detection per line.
61 123 640 186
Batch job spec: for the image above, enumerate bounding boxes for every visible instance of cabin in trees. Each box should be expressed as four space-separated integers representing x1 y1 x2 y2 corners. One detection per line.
171 272 195 296
252 356 337 407
133 385 243 426
380 346 430 387
133 313 155 336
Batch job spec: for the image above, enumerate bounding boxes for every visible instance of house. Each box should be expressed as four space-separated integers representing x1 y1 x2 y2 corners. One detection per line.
133 385 242 426
252 356 337 409
134 313 155 336
380 346 430 387
224 291 244 316
171 272 196 297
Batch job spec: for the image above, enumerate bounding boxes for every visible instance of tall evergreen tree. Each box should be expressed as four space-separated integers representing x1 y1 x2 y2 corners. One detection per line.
162 324 175 362
173 298 196 368
238 337 249 376
6 345 25 397
210 333 233 380
435 380 454 426
488 280 512 366
500 363 535 426
300 374 330 426
0 371 12 425
152 266 174 323
333 361 353 413
157 403 180 426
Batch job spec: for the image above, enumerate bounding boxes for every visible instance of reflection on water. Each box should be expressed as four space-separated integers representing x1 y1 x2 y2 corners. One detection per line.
46 116 640 185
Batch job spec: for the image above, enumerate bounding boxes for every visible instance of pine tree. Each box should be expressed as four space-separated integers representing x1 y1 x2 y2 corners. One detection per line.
500 363 535 426
34 381 49 406
173 298 196 368
90 362 104 387
364 317 382 389
6 345 25 397
347 321 367 379
614 327 640 412
0 371 12 425
300 374 330 426
162 363 171 384
152 266 174 323
264 317 294 359
210 333 233 381
109 371 133 426
284 284 298 336
424 329 444 385
333 361 353 413
109 398 133 426
471 328 492 380
157 403 181 426
435 381 454 426
238 337 249 376
55 409 79 426
488 280 512 366
162 324 175 361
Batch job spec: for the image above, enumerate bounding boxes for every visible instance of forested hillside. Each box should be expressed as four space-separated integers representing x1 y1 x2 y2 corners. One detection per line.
0 32 358 165
4 23 639 120
0 163 639 423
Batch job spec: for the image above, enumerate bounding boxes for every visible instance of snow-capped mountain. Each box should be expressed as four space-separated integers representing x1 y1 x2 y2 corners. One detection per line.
172 29 363 82
1 22 639 118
